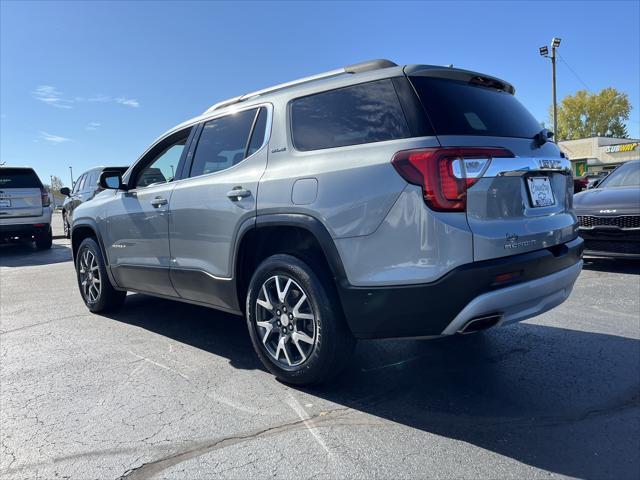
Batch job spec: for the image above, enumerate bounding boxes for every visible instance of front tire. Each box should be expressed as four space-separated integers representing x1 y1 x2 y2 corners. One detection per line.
76 237 126 312
246 254 355 385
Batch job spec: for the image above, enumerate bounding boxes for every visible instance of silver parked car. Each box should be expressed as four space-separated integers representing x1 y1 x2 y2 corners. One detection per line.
0 167 53 249
71 59 583 384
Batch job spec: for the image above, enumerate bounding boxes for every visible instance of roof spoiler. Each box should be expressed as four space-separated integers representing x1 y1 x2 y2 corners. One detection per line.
404 64 516 94
204 59 398 114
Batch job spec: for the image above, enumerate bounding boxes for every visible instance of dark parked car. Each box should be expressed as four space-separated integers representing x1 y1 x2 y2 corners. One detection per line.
574 160 640 258
573 176 588 193
60 166 127 238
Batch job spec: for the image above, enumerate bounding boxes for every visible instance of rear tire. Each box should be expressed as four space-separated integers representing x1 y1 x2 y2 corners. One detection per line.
34 226 52 250
246 254 355 385
76 237 126 313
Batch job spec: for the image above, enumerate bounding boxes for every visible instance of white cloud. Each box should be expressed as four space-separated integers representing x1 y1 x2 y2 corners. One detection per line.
32 85 73 109
39 131 72 144
115 97 140 108
85 122 101 131
84 95 111 103
32 86 141 109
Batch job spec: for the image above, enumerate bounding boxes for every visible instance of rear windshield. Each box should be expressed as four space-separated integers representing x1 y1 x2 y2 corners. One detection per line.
0 168 43 188
409 76 542 139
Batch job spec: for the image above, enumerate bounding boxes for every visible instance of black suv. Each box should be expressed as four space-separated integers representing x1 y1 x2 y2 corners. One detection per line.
60 166 127 238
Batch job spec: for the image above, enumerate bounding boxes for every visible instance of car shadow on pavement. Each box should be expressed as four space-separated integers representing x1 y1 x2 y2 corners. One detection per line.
104 294 262 372
582 256 640 275
0 241 72 267
106 294 640 480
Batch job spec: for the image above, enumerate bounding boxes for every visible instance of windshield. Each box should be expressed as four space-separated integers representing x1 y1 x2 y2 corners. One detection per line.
599 162 640 188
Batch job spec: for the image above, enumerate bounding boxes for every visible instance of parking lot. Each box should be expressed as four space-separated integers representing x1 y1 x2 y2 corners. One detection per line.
0 212 639 479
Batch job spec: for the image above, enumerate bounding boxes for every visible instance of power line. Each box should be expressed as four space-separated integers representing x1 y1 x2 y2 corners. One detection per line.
557 53 592 91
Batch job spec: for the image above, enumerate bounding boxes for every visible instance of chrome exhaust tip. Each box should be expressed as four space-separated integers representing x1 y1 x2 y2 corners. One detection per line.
458 314 503 334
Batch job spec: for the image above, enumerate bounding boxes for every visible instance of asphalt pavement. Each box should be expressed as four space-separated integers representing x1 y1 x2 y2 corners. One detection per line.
1 212 639 479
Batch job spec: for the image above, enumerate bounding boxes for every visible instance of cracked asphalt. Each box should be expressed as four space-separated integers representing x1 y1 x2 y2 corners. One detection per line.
1 213 639 479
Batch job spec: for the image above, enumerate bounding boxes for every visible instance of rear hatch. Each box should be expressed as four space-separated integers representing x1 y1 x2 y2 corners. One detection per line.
0 168 45 219
406 68 576 261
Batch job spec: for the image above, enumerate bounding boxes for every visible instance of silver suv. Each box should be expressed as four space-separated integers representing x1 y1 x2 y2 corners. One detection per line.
0 167 53 249
71 59 583 384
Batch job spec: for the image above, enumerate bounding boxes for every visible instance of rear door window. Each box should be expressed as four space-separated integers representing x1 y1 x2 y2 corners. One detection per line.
409 76 542 139
246 108 268 157
290 79 410 151
0 168 43 188
189 108 259 178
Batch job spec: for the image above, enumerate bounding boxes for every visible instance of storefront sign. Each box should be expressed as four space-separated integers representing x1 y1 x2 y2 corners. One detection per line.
574 160 587 177
604 142 638 153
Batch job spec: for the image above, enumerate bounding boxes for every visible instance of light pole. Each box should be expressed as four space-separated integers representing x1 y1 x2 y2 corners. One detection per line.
69 166 74 188
50 175 56 209
539 37 561 134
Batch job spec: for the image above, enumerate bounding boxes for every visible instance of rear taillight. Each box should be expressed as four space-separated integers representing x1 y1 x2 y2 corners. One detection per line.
40 188 51 207
391 147 514 211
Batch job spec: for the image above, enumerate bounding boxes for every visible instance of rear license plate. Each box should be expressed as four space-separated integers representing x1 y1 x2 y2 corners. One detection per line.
0 199 11 208
527 177 555 207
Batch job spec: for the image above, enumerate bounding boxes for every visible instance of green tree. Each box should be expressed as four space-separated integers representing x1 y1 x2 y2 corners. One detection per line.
553 88 630 141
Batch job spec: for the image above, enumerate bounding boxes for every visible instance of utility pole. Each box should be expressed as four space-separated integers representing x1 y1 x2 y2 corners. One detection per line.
69 166 74 188
539 37 561 134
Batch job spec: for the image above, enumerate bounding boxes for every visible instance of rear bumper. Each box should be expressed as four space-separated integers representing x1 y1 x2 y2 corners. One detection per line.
0 222 51 241
339 237 584 339
579 228 640 259
0 207 52 226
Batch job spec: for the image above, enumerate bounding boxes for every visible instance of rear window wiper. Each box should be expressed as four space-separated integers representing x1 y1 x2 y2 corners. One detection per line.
534 128 554 146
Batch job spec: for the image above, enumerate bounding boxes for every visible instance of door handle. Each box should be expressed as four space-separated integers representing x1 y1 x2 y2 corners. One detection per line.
226 186 251 201
150 196 168 208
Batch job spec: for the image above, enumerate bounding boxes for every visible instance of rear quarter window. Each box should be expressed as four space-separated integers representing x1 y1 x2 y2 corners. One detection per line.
0 168 43 188
409 76 542 139
290 79 410 151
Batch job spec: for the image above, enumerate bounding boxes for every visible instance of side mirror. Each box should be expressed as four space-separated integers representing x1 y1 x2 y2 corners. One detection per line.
589 179 601 189
60 187 71 196
99 171 125 190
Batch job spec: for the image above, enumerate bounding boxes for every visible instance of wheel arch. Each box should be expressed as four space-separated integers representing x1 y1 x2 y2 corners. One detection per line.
235 214 349 316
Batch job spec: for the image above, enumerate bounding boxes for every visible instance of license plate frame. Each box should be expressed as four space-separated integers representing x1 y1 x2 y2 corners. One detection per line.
526 176 555 208
0 199 11 208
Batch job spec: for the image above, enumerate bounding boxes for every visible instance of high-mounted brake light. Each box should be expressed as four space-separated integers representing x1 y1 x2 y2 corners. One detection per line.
40 187 51 207
391 147 514 212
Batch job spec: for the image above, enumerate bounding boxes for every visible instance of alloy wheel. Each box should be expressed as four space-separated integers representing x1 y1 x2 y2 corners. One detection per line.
79 249 101 303
254 274 317 368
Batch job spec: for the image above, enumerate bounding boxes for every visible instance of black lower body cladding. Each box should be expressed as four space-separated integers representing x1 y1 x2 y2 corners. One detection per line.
339 237 584 339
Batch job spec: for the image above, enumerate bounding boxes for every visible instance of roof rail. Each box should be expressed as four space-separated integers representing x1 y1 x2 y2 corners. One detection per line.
204 59 397 114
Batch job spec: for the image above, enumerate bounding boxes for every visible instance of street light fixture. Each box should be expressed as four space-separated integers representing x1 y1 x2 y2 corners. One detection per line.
539 37 561 135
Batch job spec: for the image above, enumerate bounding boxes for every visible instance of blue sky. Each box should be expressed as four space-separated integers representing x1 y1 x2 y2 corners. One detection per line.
1 0 639 186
